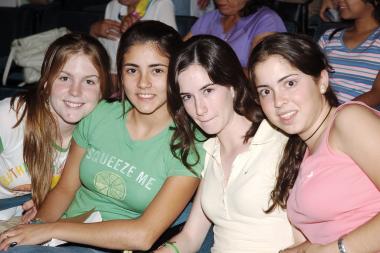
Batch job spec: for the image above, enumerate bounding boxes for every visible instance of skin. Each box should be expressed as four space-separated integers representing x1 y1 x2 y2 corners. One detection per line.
320 0 336 21
254 54 380 253
155 64 254 253
0 42 200 251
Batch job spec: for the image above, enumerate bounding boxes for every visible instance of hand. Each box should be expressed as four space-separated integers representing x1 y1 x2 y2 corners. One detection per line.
120 12 141 33
0 223 53 251
281 241 332 253
319 0 337 21
90 19 122 40
21 199 37 224
197 0 210 10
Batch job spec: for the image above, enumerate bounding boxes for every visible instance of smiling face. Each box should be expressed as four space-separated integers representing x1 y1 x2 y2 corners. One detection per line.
49 53 101 126
336 0 375 20
215 0 247 16
253 54 329 139
178 64 236 135
121 42 169 117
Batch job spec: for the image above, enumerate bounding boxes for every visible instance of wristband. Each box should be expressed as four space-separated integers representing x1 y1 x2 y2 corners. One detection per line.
29 218 45 224
338 237 347 253
164 241 180 253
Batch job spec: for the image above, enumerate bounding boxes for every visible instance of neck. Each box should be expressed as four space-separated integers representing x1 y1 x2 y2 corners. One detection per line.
302 103 334 150
127 107 172 139
222 15 240 32
217 113 252 154
57 119 76 149
353 14 379 33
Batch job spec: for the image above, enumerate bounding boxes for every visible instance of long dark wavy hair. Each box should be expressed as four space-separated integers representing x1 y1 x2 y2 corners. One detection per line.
248 33 339 212
168 35 264 170
11 32 111 208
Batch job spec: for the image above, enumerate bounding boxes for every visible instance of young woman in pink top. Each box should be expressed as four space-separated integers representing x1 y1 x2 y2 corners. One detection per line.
249 33 380 253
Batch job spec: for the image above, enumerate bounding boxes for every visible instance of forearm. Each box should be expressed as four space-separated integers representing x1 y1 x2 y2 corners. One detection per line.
36 185 77 222
353 90 380 108
51 218 161 250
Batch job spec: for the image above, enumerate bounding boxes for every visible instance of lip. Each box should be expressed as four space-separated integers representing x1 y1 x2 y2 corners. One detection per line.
136 93 155 99
277 110 297 124
64 100 84 108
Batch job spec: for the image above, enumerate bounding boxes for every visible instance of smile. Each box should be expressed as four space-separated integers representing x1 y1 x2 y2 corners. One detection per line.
64 100 84 108
137 93 155 99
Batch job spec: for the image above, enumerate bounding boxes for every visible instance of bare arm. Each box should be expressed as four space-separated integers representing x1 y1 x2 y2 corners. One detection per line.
154 180 212 253
353 71 380 108
89 19 121 40
35 141 84 222
183 32 193 41
0 175 200 251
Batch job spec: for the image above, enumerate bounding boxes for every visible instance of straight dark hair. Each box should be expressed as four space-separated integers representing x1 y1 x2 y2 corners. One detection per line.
248 32 339 212
168 35 264 170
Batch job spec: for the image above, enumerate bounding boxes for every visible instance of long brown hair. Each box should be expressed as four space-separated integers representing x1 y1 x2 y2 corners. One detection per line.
11 32 111 208
248 33 339 212
168 35 264 170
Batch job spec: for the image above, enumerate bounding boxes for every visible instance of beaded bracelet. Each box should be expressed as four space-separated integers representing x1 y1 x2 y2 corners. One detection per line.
164 241 180 253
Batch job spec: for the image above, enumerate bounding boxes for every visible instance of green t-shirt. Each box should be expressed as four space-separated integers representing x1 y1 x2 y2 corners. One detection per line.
65 100 204 221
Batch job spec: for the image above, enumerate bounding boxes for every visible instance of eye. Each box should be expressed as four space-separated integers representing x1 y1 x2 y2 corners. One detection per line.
85 79 96 85
152 68 165 75
125 68 137 74
286 80 296 87
258 88 272 97
58 75 69 82
203 88 213 95
181 94 192 102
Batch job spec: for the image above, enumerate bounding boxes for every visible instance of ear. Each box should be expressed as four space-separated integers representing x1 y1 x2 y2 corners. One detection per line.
230 86 235 99
318 70 329 94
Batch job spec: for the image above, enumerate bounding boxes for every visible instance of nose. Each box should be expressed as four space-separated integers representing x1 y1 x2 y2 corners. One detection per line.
273 91 287 109
194 97 208 116
69 80 82 97
137 72 152 89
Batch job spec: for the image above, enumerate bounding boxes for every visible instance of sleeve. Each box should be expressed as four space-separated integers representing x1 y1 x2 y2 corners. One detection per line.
0 98 19 154
152 0 178 31
318 29 334 50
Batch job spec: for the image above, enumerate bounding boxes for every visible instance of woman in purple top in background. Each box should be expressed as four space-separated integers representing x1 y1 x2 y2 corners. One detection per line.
184 0 286 69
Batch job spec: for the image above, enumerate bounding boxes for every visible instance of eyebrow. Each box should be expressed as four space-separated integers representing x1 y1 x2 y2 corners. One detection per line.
179 83 214 96
256 74 298 88
123 63 168 68
60 71 99 79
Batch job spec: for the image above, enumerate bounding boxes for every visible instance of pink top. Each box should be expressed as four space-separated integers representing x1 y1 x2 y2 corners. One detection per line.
287 102 380 244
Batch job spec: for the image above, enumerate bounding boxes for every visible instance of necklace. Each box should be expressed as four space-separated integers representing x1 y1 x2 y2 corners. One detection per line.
303 106 332 142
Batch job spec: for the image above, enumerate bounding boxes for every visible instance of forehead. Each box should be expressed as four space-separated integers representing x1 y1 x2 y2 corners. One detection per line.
178 64 212 91
255 55 296 77
123 42 168 63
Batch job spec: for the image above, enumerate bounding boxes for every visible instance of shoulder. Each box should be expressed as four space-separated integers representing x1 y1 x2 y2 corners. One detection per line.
0 97 20 125
331 102 380 146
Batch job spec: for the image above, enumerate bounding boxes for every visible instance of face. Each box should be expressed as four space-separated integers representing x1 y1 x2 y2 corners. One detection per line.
254 55 328 139
122 42 169 116
336 0 374 20
178 64 236 135
215 0 247 16
49 53 101 126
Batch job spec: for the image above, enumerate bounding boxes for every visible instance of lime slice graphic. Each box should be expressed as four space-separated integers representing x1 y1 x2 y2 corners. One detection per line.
94 171 126 200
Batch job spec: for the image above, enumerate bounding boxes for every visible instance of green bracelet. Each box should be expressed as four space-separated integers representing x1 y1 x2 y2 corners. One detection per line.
164 241 180 253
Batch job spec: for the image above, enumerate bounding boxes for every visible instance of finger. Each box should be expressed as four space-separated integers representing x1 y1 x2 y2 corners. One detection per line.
21 207 37 224
22 199 34 211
